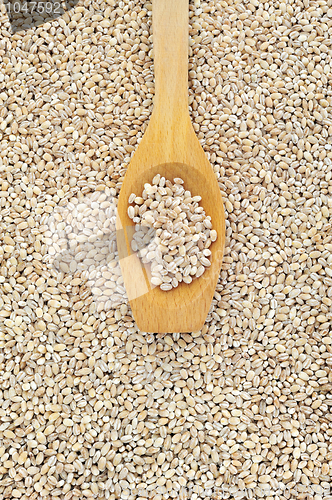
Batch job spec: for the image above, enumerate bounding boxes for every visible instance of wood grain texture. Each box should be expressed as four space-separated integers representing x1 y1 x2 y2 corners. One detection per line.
116 0 225 333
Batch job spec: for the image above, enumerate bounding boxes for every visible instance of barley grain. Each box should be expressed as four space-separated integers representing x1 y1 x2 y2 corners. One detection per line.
128 177 217 289
1 0 332 498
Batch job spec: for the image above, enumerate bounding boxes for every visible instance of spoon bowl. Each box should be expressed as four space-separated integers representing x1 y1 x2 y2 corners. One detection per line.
116 0 225 333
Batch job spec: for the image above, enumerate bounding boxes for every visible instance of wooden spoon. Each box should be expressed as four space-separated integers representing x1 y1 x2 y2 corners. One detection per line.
116 0 225 333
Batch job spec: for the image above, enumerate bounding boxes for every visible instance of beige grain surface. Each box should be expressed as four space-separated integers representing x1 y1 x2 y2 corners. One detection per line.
0 0 332 499
128 175 216 290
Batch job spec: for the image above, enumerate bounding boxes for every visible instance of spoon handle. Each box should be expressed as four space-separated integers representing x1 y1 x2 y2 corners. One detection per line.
152 0 190 127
